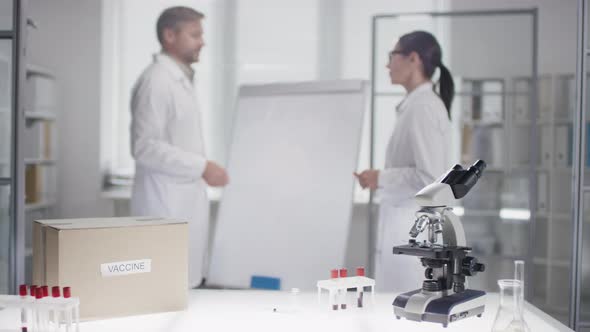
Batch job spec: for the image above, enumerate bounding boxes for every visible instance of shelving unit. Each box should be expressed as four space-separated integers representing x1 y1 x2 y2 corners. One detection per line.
454 74 579 324
22 64 57 284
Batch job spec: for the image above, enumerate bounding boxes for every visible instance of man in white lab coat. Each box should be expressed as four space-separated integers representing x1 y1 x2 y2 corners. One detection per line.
130 7 228 288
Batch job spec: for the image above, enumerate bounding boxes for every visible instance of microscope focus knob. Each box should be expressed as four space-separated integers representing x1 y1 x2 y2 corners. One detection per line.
475 263 485 272
462 257 485 276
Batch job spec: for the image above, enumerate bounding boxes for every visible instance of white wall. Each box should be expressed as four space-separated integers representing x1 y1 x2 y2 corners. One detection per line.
235 0 319 84
27 0 114 218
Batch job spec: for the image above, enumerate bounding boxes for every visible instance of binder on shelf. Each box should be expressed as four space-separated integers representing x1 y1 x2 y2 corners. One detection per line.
537 172 548 213
25 165 41 204
511 127 531 166
554 75 574 120
43 122 53 159
538 76 552 121
555 124 569 167
23 121 54 160
513 94 529 122
513 78 531 122
461 124 473 164
0 57 8 109
540 126 553 166
481 80 504 123
552 172 573 214
560 123 590 168
0 112 9 164
470 126 505 168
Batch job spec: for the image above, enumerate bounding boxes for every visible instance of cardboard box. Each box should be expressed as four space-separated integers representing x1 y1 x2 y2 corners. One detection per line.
33 217 188 320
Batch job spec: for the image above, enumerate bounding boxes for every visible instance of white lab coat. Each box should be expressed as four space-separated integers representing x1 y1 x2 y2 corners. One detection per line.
375 82 451 292
130 53 209 288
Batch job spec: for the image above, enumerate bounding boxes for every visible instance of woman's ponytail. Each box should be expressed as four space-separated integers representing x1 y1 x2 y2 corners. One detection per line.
398 31 455 119
438 63 454 119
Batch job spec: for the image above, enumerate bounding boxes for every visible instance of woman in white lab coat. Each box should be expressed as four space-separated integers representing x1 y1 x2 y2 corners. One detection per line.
356 31 453 292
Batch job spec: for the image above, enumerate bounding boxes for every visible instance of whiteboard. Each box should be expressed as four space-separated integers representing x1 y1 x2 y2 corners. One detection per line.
207 80 368 290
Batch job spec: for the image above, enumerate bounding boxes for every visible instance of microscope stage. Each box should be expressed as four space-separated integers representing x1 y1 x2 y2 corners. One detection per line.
393 244 472 259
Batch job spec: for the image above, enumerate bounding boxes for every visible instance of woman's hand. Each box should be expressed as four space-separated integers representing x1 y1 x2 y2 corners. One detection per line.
354 170 380 190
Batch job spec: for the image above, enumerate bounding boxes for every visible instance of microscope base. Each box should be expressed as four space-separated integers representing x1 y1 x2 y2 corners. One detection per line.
393 288 486 328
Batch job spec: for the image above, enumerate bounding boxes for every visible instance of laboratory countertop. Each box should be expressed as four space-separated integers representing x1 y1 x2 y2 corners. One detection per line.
79 289 573 332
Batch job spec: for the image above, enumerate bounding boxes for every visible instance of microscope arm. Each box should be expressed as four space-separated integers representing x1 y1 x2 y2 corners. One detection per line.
442 210 467 247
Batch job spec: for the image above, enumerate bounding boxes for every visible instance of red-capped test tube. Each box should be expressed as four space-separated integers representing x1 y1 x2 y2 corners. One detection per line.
49 286 62 331
19 284 27 296
331 269 338 279
62 287 79 332
339 268 348 278
356 267 365 308
35 287 48 331
35 287 43 300
339 269 348 309
19 285 29 332
330 269 339 310
63 287 71 299
52 286 61 298
356 267 365 277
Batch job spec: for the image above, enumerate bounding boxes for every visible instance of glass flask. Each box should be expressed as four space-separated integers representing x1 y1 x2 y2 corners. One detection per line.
491 279 530 332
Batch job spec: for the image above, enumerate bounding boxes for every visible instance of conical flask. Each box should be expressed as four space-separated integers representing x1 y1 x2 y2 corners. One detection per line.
491 279 530 332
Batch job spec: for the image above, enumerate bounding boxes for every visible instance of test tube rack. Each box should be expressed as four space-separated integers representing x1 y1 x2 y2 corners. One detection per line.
0 285 80 332
316 267 375 310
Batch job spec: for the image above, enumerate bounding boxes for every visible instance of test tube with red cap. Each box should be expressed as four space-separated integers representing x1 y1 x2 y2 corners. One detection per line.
63 286 79 332
63 287 71 299
52 286 61 298
329 269 339 310
331 269 338 279
35 287 49 331
19 285 30 332
356 267 365 277
339 269 348 309
48 286 62 331
28 285 37 331
62 287 73 331
356 267 365 308
339 268 348 278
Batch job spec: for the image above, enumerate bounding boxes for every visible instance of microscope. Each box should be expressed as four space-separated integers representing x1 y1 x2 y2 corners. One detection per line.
392 160 487 328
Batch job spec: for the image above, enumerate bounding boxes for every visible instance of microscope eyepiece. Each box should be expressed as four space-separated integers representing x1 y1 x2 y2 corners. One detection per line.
468 160 486 179
440 160 487 199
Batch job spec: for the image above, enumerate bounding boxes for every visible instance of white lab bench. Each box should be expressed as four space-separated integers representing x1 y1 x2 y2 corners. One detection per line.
76 289 572 332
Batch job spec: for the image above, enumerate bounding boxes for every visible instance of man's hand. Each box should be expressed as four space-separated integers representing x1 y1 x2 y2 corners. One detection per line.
203 161 229 187
354 169 379 190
